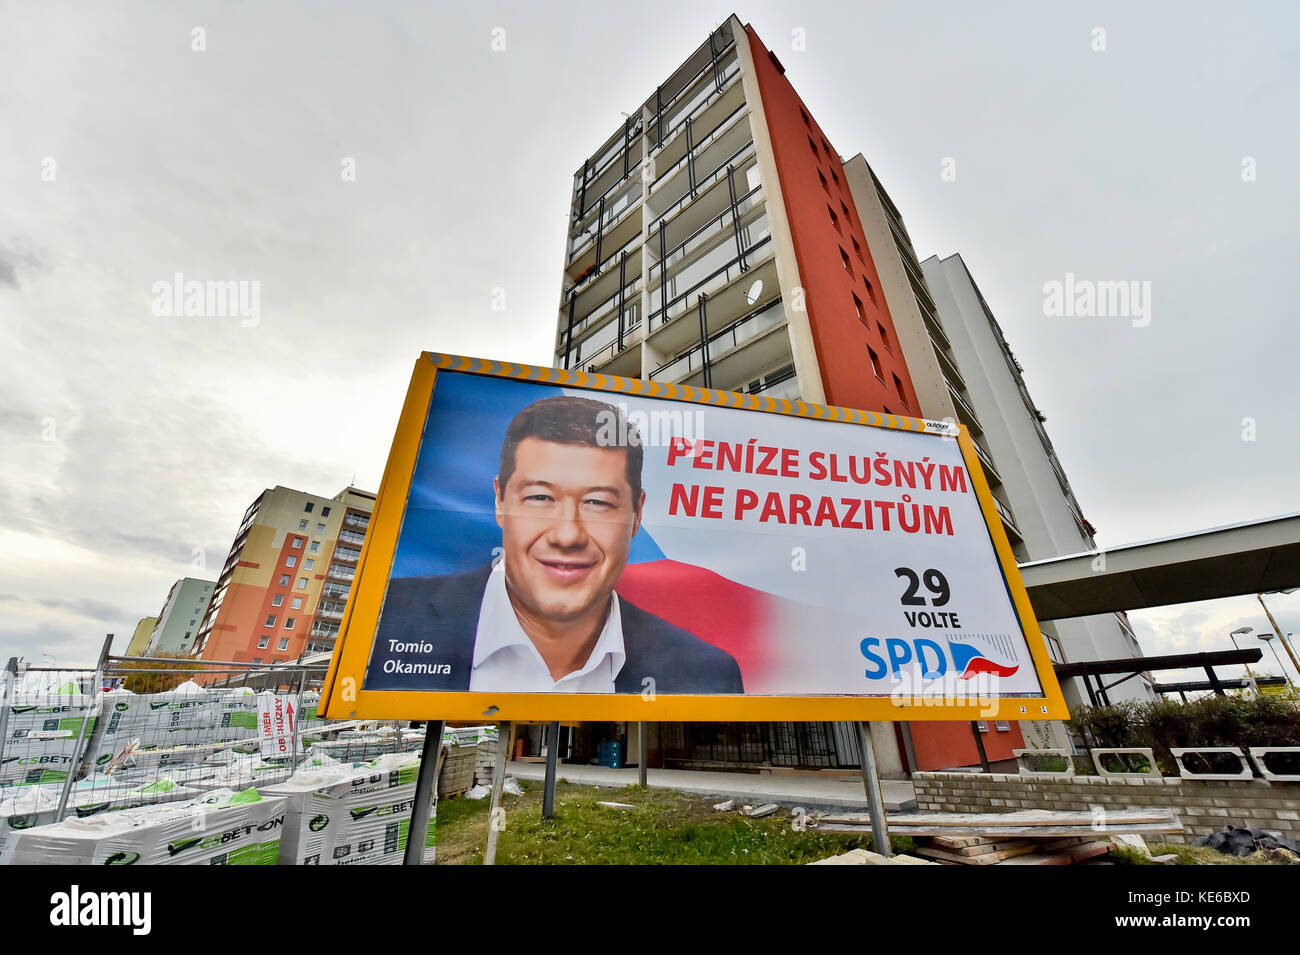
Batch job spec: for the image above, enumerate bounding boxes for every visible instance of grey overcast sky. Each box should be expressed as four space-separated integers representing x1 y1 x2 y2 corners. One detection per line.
2 1 1297 680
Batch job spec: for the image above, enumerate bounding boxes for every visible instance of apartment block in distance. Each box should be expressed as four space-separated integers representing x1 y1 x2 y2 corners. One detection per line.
920 253 1151 707
552 15 1046 775
141 577 216 657
190 485 374 671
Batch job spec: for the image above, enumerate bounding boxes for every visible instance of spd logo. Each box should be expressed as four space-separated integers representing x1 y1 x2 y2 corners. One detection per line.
860 637 1018 681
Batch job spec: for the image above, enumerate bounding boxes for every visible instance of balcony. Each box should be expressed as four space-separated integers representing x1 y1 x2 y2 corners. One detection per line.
947 384 983 435
648 106 752 217
651 57 743 167
569 177 644 262
646 245 778 356
581 321 644 377
917 294 952 351
343 512 369 530
933 342 966 392
651 299 788 389
971 438 1003 487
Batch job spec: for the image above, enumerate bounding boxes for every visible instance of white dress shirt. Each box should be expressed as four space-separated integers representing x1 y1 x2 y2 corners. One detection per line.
469 562 627 693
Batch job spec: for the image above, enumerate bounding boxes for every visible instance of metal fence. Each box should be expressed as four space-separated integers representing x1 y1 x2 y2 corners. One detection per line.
0 643 419 827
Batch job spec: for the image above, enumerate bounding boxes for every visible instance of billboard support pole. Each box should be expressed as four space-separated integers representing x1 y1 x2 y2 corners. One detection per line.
854 721 892 857
637 721 648 787
484 720 512 865
403 720 444 865
0 658 18 776
542 720 560 819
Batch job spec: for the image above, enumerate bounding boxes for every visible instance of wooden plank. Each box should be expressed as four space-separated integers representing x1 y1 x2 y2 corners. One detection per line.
915 841 1043 865
843 810 1177 828
954 838 1037 857
997 853 1073 866
928 834 994 850
818 822 1181 838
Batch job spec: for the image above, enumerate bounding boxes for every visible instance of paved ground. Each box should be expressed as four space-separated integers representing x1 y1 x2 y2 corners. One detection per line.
506 760 917 812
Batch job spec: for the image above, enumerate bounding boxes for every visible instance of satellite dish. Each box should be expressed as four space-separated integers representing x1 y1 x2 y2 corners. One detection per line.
745 279 763 305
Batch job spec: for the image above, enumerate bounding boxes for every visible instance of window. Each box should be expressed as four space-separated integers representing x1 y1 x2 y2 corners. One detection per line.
321 506 331 517
257 636 269 649
304 559 315 570
278 574 290 587
292 537 303 549
828 205 841 234
291 596 303 610
278 637 290 651
840 247 852 274
808 135 818 156
851 235 863 260
821 136 830 155
868 347 883 381
264 614 277 627
975 721 989 733
863 276 876 304
285 555 297 568
818 169 829 193
309 540 320 552
799 106 810 126
188 619 196 626
316 523 326 533
852 293 865 324
298 519 308 530
877 322 892 352
995 721 1011 733
304 502 314 513
252 658 263 666
831 168 840 186
298 577 308 590
284 617 296 630
893 373 910 409
840 199 850 219
272 594 283 607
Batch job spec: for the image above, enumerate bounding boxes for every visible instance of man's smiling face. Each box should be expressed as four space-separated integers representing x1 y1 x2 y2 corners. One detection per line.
495 436 643 627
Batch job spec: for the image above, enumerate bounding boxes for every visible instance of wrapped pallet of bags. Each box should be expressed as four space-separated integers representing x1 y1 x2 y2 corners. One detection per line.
2 681 101 786
213 687 260 741
265 752 435 865
0 785 59 864
6 787 286 865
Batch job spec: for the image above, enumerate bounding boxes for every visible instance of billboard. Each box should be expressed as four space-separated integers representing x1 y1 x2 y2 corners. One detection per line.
319 353 1067 721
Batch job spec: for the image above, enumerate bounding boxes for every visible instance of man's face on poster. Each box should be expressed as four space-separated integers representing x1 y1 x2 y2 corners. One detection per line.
494 437 644 626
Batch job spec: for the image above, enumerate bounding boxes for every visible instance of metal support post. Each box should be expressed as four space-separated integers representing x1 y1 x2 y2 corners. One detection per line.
484 721 513 865
638 722 648 787
970 720 991 773
854 721 892 857
55 634 112 822
0 658 17 777
542 720 561 819
403 720 445 865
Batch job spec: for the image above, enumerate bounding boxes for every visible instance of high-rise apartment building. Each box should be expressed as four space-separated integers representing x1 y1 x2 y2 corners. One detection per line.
141 577 216 657
190 485 374 670
919 254 1151 707
552 16 1147 773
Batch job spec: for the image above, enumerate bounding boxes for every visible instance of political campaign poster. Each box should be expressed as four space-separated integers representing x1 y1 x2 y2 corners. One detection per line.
320 353 1067 722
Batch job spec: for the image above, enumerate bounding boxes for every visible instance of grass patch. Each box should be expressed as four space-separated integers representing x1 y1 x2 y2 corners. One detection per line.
434 780 910 865
1109 842 1298 866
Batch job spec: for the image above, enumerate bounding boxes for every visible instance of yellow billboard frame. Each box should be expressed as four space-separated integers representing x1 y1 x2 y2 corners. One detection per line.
319 352 1068 722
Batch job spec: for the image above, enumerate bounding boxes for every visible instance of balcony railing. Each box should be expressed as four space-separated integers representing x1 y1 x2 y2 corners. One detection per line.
647 234 773 334
651 300 785 383
652 54 741 156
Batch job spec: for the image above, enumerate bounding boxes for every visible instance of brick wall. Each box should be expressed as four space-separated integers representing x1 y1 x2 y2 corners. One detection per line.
912 772 1300 844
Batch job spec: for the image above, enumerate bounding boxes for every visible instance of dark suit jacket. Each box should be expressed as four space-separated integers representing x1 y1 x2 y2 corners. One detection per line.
367 563 744 694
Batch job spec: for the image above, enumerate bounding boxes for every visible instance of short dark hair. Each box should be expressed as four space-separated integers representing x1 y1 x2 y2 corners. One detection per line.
497 395 643 501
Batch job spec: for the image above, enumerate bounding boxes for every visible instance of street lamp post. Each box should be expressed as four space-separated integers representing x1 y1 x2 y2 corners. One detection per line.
1258 591 1300 682
1258 634 1293 689
1229 627 1257 695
